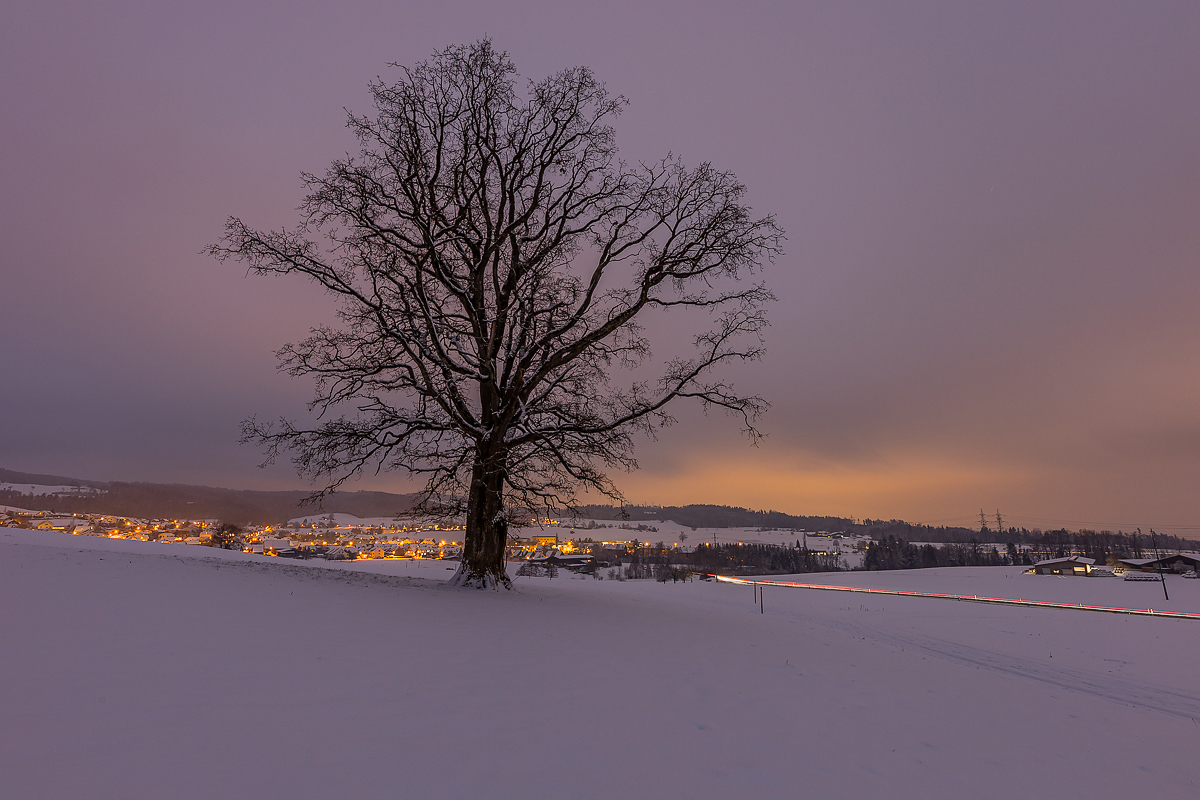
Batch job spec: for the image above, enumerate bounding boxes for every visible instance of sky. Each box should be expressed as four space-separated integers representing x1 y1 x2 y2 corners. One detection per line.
2 1 1198 532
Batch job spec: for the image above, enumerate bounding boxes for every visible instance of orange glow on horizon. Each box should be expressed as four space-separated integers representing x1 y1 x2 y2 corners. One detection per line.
613 453 1034 523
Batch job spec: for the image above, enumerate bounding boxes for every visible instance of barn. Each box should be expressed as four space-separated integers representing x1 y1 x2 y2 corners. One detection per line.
1119 554 1200 574
1025 555 1095 576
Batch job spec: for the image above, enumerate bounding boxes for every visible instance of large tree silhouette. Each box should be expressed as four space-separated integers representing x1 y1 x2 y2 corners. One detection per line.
208 41 782 587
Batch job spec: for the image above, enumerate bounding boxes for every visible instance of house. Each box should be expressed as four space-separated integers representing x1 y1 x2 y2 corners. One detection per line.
1024 555 1095 575
36 517 86 533
529 552 596 573
1149 554 1200 573
1118 554 1200 574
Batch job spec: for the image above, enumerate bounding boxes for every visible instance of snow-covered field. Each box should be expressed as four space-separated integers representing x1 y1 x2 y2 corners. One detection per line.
0 482 103 496
286 511 415 528
3 528 1198 799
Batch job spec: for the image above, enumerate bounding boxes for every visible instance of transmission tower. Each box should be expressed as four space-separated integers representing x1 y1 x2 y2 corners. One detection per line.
995 510 1003 536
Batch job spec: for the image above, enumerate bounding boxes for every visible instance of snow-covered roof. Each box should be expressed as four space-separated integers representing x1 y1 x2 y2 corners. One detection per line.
1123 554 1200 566
1033 555 1095 567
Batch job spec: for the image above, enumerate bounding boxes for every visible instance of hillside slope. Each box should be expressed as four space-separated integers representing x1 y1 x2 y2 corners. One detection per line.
0 467 416 523
2 528 1197 800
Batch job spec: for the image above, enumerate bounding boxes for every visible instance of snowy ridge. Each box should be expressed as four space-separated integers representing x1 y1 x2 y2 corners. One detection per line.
0 482 104 496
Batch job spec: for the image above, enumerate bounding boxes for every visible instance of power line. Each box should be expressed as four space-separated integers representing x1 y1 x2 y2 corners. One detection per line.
1000 513 1200 531
909 512 1200 534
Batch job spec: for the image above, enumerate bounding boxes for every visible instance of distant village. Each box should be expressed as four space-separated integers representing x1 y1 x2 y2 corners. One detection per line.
2 507 467 560
0 503 871 578
4 501 1195 582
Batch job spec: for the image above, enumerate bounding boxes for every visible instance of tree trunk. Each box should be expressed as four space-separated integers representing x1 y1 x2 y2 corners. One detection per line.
452 453 511 589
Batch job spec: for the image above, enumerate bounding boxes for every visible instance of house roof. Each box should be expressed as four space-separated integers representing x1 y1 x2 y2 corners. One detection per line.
1142 554 1200 565
1033 555 1095 567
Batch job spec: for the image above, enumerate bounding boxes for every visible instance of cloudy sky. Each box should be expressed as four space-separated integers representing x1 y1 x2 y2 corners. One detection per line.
3 1 1198 531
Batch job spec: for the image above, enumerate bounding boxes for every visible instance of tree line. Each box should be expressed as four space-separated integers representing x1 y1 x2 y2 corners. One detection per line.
1017 528 1189 563
862 536 1011 570
601 540 844 577
860 527 1194 572
859 519 1199 552
575 504 855 532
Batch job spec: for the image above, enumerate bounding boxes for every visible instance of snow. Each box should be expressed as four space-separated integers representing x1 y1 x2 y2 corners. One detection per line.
1033 554 1095 567
0 482 103 496
3 527 1198 799
285 511 407 527
0 504 41 515
558 518 866 564
768 566 1200 614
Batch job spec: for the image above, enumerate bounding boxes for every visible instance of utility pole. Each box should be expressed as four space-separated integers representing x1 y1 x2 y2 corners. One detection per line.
1148 528 1170 601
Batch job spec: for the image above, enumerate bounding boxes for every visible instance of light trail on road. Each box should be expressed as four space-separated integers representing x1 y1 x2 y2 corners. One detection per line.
712 575 1200 620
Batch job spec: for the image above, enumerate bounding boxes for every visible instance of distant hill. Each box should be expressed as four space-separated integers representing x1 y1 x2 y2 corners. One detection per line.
0 468 982 536
573 503 857 531
0 467 107 489
2 470 861 530
8 468 1195 549
0 468 416 525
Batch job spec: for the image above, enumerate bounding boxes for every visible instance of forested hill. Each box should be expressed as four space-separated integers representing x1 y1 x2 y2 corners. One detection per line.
573 505 972 538
861 518 1200 552
0 468 416 525
573 508 1200 550
574 504 856 531
0 467 106 489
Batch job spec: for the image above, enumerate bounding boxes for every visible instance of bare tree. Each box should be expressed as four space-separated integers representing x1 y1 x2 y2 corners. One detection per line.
207 41 783 588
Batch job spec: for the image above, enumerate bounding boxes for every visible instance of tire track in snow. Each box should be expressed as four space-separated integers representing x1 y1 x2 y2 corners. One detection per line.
832 617 1200 721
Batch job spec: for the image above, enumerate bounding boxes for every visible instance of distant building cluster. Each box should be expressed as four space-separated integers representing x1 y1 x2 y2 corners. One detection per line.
0 508 469 561
1025 554 1200 579
2 505 870 578
1 508 217 542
